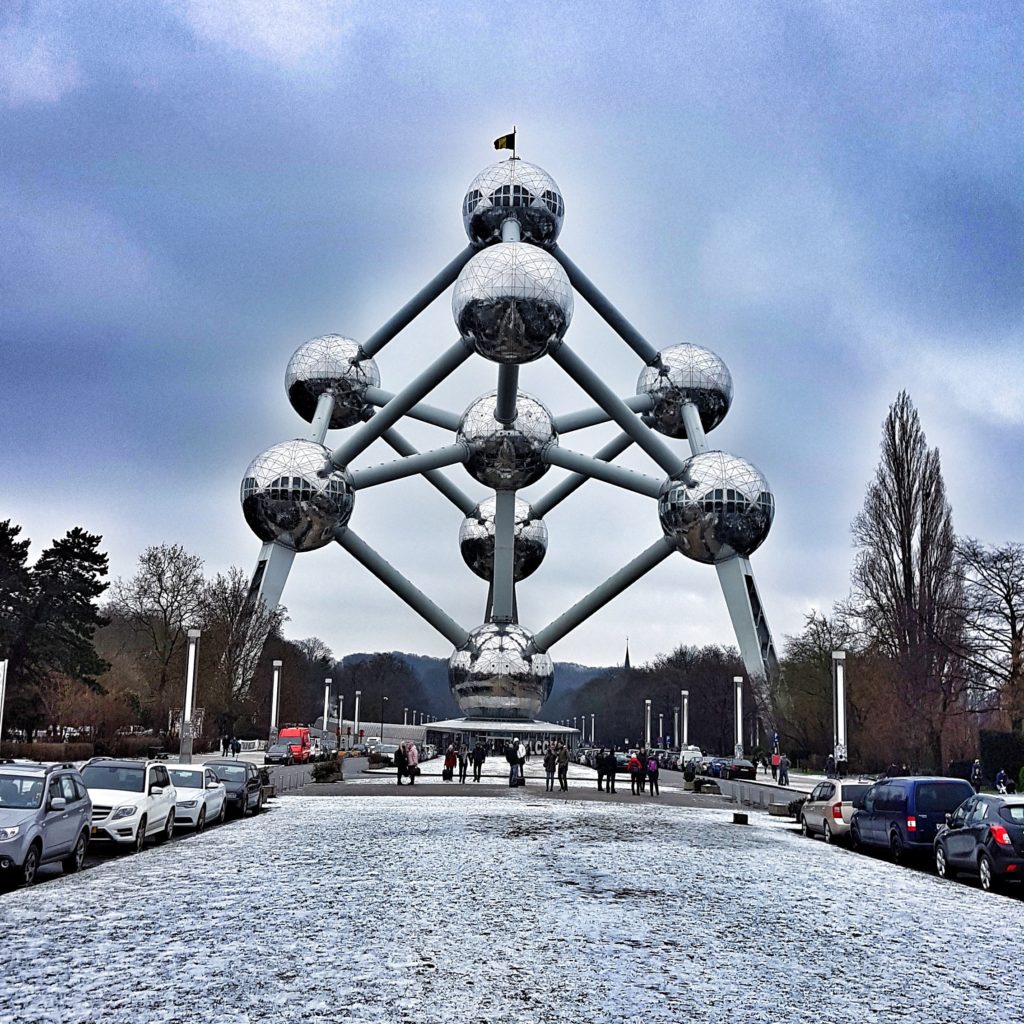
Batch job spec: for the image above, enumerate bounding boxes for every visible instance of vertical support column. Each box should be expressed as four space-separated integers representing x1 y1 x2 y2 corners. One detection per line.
269 660 282 743
590 713 595 744
681 689 689 746
248 542 297 616
354 690 362 742
715 557 779 696
0 660 8 746
491 489 517 622
658 713 664 745
734 676 744 759
681 401 710 455
179 629 200 764
673 707 679 750
833 650 848 769
337 695 344 752
644 699 652 748
403 708 408 726
322 678 332 742
308 392 336 444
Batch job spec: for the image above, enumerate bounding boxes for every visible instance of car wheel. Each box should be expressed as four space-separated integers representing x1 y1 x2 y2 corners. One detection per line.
217 801 226 824
799 815 810 838
935 843 954 880
195 807 207 833
133 817 148 854
849 822 861 851
155 811 174 844
823 820 833 845
979 852 999 893
62 831 88 874
252 793 263 815
21 843 41 886
889 830 905 865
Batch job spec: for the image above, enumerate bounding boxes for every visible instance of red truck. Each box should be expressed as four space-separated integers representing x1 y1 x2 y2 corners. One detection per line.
277 727 311 763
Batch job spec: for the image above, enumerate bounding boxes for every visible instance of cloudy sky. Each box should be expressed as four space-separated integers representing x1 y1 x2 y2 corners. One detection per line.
2 1 1021 670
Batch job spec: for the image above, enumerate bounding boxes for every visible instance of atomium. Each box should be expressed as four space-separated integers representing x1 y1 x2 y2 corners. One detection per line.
637 343 733 438
658 451 774 564
452 242 573 364
448 622 554 719
459 497 548 581
241 439 354 552
457 391 557 491
462 159 565 248
285 335 380 429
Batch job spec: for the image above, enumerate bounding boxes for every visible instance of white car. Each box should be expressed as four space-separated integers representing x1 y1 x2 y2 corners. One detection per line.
167 766 226 831
80 759 178 853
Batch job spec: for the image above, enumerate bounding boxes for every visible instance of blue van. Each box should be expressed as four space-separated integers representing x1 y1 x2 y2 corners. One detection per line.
850 776 975 863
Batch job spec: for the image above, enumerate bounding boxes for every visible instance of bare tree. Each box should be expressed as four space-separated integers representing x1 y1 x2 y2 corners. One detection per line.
850 391 966 769
955 538 1024 727
108 544 204 726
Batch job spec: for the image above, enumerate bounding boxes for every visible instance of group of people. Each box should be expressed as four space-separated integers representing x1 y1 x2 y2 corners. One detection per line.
219 736 241 757
393 741 420 785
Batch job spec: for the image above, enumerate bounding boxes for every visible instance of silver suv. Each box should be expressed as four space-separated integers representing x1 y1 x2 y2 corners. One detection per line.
0 759 93 887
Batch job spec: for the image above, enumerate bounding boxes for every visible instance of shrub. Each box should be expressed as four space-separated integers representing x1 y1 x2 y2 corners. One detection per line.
311 760 341 783
0 742 94 762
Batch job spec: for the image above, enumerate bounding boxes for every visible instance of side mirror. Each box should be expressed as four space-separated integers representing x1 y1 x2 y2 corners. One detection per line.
945 813 953 827
50 797 67 812
206 782 220 790
149 785 164 796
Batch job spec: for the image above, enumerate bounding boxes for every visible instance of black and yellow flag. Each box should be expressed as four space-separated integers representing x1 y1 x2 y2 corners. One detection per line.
493 130 516 152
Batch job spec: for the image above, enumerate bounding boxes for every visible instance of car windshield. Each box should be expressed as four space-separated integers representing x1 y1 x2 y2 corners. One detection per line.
917 782 973 814
0 775 45 809
168 770 204 789
212 766 246 782
269 746 289 754
81 765 145 793
1000 805 1024 824
278 737 302 746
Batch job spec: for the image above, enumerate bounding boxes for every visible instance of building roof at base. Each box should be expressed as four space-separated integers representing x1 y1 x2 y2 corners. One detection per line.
424 718 580 736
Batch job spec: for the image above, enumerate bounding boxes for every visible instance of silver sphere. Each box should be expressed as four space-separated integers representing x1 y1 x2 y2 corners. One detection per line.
457 391 557 490
241 439 354 552
462 160 565 247
452 243 573 364
637 343 733 438
285 334 380 430
659 451 774 564
459 497 548 581
448 623 554 719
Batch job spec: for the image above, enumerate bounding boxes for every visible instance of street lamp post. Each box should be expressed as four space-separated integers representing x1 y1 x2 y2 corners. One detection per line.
322 677 332 745
734 676 744 758
590 712 595 744
403 707 408 726
179 628 201 764
832 650 848 771
354 690 362 743
381 695 389 747
658 713 663 746
673 707 679 749
680 689 689 747
337 694 344 751
270 660 282 744
644 699 652 748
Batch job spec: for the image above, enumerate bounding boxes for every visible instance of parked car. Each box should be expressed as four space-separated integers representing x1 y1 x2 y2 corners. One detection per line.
721 758 757 781
375 744 400 767
81 758 178 853
0 759 92 886
934 794 1024 892
850 776 975 863
277 727 311 763
204 760 263 817
800 780 872 844
167 766 226 831
264 743 295 766
614 752 631 774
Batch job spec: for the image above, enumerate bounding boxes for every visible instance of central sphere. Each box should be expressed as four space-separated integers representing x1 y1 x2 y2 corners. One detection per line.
636 343 733 438
457 391 557 490
240 439 354 552
448 623 554 719
658 451 774 564
459 497 548 581
462 159 565 247
285 335 380 430
452 243 573 364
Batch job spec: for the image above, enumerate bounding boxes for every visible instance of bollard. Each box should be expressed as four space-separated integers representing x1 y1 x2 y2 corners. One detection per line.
733 812 749 825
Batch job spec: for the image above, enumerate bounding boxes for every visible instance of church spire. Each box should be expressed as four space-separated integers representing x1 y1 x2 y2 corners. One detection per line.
624 637 631 671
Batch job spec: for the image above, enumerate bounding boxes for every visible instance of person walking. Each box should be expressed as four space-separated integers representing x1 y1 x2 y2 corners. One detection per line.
221 735 229 757
824 753 836 779
596 747 607 792
556 741 570 791
777 753 790 787
646 752 660 796
605 748 617 794
395 741 408 786
543 744 556 792
637 748 648 794
628 751 642 795
506 740 520 786
443 745 457 782
995 768 1010 794
457 744 469 784
406 741 419 785
232 737 241 758
770 752 779 780
472 741 486 782
517 738 527 785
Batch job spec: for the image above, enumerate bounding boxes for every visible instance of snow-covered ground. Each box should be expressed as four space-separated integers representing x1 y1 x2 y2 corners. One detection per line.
2 795 1021 1024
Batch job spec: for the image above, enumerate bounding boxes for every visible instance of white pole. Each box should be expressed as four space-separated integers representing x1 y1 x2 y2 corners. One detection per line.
658 713 663 745
179 629 200 764
734 676 744 758
833 651 848 765
322 678 331 742
337 694 344 751
0 660 8 747
270 660 282 738
673 708 679 749
404 707 408 726
644 699 651 747
590 713 595 744
681 690 689 746
354 690 362 741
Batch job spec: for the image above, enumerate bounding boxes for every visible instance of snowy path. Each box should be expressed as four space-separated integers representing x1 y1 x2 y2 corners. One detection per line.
2 795 1020 1024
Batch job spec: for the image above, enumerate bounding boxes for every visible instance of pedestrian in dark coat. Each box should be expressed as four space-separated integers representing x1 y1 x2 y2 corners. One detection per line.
556 742 569 791
604 749 617 793
646 753 660 796
596 747 607 791
231 737 241 757
971 759 984 793
471 741 486 782
458 744 469 784
395 742 408 786
628 752 642 795
543 745 556 791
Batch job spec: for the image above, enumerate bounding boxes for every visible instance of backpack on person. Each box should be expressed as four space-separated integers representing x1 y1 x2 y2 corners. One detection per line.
647 758 658 774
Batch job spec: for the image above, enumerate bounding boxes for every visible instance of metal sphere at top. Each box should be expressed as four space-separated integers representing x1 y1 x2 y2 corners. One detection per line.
459 497 548 581
285 335 380 430
658 451 774 564
452 242 573 364
462 159 565 247
457 391 557 490
448 622 554 719
240 439 354 552
636 343 733 439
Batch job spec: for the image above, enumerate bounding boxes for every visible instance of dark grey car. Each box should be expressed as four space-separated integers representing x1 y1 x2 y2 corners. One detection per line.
0 760 93 887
